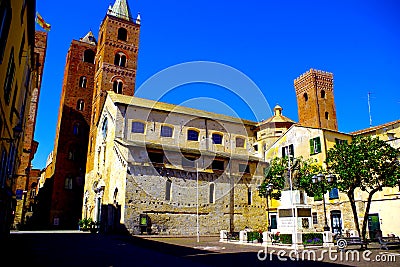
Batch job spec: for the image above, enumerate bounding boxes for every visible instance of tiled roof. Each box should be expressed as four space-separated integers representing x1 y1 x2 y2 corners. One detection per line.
350 120 400 135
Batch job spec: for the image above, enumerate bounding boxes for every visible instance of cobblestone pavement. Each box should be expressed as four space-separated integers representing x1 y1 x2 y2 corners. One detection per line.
6 231 400 267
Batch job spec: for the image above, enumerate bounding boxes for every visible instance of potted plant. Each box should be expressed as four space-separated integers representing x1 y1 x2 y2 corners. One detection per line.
78 218 93 231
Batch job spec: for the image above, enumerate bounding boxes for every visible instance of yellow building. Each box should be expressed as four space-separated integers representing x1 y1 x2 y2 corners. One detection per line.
0 0 42 238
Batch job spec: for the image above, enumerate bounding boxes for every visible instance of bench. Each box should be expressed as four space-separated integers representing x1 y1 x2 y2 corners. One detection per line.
336 237 368 251
377 236 400 250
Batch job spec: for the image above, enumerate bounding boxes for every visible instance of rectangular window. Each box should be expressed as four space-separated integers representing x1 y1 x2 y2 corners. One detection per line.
132 121 145 133
160 125 173 137
4 49 15 104
209 183 215 204
212 160 224 171
236 137 245 148
212 133 223 144
335 138 348 145
270 214 277 229
247 188 252 205
0 1 12 63
165 180 172 201
282 144 294 158
312 212 318 225
64 177 73 190
239 164 250 173
187 129 199 141
310 137 322 155
329 188 339 200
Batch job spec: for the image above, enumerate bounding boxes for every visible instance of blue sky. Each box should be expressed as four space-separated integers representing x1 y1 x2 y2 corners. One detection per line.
32 0 400 170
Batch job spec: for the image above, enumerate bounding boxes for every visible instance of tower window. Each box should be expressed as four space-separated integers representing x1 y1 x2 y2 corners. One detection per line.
73 123 80 135
83 49 95 63
113 80 123 94
187 129 199 141
212 133 223 144
77 99 84 111
79 76 87 88
321 90 326 98
118 28 128 41
114 52 126 67
64 176 73 190
303 93 308 102
325 112 329 120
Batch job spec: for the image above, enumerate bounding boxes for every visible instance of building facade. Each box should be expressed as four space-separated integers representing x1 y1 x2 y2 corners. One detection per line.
13 31 48 229
0 0 44 239
84 92 268 235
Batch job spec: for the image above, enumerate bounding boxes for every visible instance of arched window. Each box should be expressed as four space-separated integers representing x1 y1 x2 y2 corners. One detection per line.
64 176 73 190
303 92 308 102
321 90 326 99
113 80 123 94
67 147 78 161
114 52 126 67
73 122 80 135
209 183 215 204
77 99 84 111
212 133 223 144
118 28 127 41
83 49 95 63
187 129 199 141
102 117 108 139
79 76 87 88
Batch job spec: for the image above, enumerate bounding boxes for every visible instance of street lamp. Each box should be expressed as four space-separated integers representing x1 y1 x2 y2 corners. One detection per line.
265 183 273 231
312 173 336 231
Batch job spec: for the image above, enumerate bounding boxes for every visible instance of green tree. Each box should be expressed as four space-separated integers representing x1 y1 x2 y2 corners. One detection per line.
326 136 400 240
259 156 327 200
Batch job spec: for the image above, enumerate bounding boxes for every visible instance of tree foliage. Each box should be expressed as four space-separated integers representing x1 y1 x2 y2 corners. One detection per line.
259 156 327 200
326 135 400 239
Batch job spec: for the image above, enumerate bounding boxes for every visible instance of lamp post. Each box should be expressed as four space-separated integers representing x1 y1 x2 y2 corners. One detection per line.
265 183 273 231
312 173 336 231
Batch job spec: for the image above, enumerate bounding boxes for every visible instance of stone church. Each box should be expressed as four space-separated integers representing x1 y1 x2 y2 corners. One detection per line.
41 0 342 235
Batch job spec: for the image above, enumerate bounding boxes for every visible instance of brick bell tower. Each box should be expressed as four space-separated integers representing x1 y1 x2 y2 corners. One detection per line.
294 69 338 131
86 0 141 172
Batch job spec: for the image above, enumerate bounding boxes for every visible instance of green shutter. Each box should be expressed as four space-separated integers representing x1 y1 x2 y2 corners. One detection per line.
309 139 314 155
316 137 321 153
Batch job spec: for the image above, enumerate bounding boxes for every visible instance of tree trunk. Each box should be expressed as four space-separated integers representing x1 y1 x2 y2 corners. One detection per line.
347 189 361 237
361 187 380 241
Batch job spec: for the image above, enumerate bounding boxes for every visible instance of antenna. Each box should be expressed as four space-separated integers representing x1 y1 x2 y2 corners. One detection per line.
367 92 373 127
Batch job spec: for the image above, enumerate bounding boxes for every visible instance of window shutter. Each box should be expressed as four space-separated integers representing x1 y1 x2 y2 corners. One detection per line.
316 137 322 153
309 139 314 155
282 147 286 158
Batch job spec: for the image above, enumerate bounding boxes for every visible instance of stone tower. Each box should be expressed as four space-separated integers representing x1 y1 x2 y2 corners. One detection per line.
86 0 141 172
47 31 97 229
294 69 338 131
